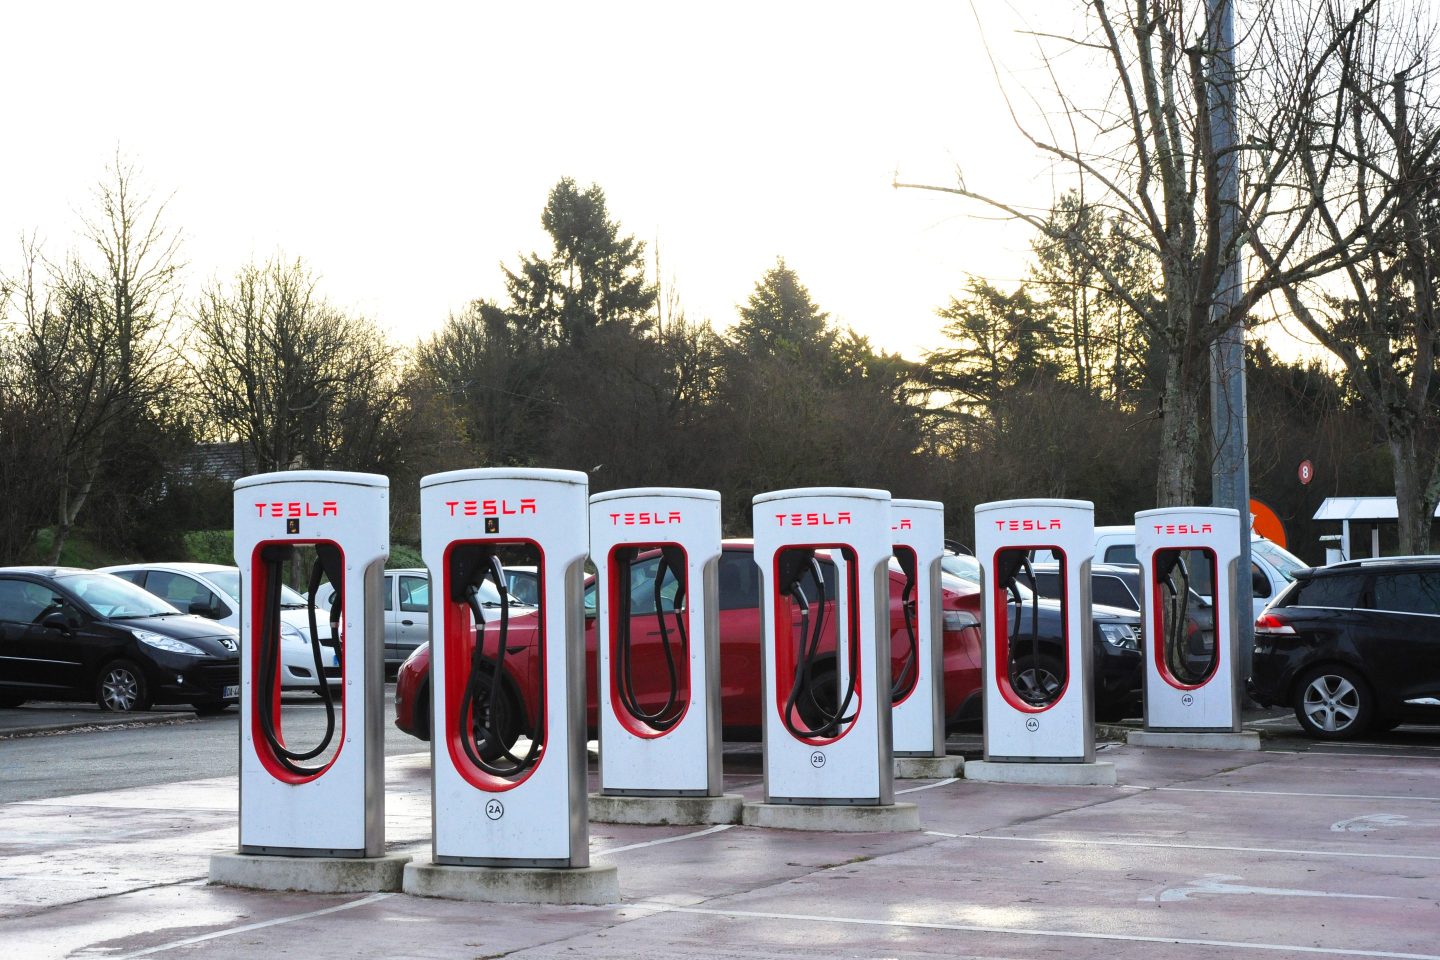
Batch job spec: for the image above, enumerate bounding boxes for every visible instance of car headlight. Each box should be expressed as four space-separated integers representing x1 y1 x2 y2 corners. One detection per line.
942 609 980 633
134 630 205 656
1098 622 1139 651
280 621 309 644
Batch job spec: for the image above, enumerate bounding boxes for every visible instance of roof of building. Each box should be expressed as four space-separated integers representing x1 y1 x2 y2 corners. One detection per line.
1313 497 1440 523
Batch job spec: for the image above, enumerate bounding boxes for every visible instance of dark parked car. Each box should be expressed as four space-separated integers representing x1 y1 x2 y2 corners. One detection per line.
0 567 241 714
940 553 1143 718
1250 556 1440 740
1027 560 1216 683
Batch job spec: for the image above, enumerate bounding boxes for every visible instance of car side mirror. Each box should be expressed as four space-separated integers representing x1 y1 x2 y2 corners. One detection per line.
1251 570 1270 596
189 599 217 618
42 612 71 633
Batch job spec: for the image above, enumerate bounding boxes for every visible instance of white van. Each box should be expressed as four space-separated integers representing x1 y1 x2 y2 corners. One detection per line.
1036 525 1307 619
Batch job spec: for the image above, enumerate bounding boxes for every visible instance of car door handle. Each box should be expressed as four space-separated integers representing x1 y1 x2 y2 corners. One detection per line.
401 619 414 626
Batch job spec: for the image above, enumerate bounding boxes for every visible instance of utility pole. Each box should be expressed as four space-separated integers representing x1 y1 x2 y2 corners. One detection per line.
1206 0 1256 686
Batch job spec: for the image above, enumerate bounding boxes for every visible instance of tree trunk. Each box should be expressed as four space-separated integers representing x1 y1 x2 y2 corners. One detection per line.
1389 432 1433 555
1155 347 1201 507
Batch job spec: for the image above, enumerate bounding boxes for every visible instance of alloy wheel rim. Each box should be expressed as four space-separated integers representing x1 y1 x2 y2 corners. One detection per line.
1015 666 1061 705
1303 674 1358 732
102 669 138 711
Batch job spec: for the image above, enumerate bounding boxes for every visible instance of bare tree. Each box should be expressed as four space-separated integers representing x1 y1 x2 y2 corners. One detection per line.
897 0 1391 505
2 158 184 561
190 257 400 473
1264 1 1440 553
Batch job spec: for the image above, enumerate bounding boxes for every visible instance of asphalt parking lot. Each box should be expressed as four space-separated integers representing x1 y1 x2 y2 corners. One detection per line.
2 705 1439 960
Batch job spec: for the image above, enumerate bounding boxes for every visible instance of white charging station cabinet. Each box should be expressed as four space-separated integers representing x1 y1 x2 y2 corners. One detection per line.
232 471 389 857
974 498 1096 765
752 488 895 806
419 468 590 867
589 488 723 799
1136 507 1243 733
890 499 946 759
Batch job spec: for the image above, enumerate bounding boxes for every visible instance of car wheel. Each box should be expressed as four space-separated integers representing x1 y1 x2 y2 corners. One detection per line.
1011 655 1065 707
796 666 847 735
194 702 231 716
1294 665 1374 740
468 672 521 762
0 694 27 708
96 660 152 713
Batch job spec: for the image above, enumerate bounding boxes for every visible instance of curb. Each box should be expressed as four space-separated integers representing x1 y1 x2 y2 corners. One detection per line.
0 711 197 740
1094 721 1278 742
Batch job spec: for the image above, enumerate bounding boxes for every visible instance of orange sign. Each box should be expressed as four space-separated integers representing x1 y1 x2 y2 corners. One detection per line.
1249 498 1286 547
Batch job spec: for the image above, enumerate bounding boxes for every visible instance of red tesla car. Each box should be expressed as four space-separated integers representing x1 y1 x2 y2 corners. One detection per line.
394 540 984 743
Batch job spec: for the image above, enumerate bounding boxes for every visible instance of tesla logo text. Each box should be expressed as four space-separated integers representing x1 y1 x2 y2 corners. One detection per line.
776 512 851 527
256 501 338 518
1153 523 1213 535
445 498 537 517
994 518 1061 531
610 511 682 526
892 519 913 531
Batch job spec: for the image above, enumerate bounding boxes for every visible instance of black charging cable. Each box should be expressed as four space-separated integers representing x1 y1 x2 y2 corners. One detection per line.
1159 552 1193 681
614 547 689 731
454 549 544 777
780 554 859 740
891 553 919 703
1004 555 1047 706
256 545 343 776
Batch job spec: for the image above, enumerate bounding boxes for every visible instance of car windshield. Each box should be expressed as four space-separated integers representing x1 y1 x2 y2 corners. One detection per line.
205 568 308 607
59 572 179 619
941 554 1034 599
1253 539 1306 583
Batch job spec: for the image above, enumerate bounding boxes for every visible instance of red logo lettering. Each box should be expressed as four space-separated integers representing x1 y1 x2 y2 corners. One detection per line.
256 501 340 519
445 497 539 518
1154 522 1214 537
775 511 853 527
892 518 913 531
993 518 1062 532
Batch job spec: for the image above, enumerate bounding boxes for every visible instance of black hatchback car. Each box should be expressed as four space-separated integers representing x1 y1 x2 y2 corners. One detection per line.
1250 556 1440 739
0 567 241 714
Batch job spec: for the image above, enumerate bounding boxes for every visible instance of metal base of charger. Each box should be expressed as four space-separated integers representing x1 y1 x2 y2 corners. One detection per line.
589 792 744 826
894 755 965 780
402 858 619 905
209 851 411 893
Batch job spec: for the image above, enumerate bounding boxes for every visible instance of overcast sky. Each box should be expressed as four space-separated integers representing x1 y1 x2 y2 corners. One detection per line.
2 2 1124 359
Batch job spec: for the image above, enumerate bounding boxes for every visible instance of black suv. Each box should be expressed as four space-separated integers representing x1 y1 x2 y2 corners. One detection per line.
1250 556 1440 739
0 567 242 714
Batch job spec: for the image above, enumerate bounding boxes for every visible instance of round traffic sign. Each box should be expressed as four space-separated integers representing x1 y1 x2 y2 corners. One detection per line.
1298 460 1314 484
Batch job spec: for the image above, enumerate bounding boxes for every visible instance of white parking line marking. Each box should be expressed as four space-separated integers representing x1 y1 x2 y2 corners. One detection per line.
597 823 734 856
943 833 1440 862
1157 786 1440 803
1143 873 1396 902
110 892 392 958
896 777 959 794
656 904 1440 959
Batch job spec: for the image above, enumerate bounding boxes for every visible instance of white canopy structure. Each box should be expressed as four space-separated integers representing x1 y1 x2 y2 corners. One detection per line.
1312 497 1440 560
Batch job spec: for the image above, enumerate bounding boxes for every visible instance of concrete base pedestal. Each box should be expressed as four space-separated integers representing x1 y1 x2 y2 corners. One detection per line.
741 801 920 832
589 792 744 825
402 857 619 905
208 851 410 893
1128 730 1261 751
894 755 965 780
964 760 1117 786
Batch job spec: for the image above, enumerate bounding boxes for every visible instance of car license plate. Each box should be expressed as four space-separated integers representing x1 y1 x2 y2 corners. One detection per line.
223 684 239 699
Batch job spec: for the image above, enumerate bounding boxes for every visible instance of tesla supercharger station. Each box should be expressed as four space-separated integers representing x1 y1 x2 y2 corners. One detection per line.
587 488 741 824
743 488 919 832
966 498 1115 786
403 468 617 904
890 499 962 779
210 471 408 893
1129 507 1258 750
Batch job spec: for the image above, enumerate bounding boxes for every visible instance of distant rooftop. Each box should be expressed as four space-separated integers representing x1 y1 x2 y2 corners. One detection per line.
1313 497 1440 523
